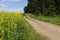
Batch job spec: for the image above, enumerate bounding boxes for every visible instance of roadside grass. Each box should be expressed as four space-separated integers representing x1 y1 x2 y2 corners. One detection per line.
0 12 41 40
29 14 60 26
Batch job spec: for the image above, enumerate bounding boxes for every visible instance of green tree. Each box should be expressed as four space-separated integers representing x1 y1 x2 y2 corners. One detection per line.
42 0 58 16
24 0 59 16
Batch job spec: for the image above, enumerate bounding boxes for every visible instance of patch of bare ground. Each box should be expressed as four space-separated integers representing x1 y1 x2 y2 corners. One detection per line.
25 16 60 40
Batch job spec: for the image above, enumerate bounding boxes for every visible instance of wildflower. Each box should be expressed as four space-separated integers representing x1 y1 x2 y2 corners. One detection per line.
14 24 17 28
2 30 4 33
0 37 3 40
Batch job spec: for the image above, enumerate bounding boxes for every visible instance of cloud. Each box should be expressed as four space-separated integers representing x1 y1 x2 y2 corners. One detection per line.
0 8 23 12
5 8 21 12
0 0 21 2
0 4 7 8
8 0 21 2
0 0 6 2
0 0 23 12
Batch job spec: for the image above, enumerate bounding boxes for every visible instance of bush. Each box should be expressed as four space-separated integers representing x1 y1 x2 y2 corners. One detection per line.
29 14 60 26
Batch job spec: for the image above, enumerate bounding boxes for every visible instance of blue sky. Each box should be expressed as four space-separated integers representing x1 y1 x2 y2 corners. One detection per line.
0 0 28 12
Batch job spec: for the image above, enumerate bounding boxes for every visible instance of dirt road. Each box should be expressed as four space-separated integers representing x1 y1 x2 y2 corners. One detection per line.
25 17 60 40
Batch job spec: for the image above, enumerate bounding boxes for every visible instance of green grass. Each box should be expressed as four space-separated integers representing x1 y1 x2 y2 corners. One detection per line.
29 14 60 26
0 12 41 40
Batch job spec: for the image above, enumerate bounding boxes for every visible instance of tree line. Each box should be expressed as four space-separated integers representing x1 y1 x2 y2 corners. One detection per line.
24 0 60 16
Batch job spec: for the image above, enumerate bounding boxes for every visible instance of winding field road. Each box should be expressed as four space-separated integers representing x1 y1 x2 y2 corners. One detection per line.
25 16 60 40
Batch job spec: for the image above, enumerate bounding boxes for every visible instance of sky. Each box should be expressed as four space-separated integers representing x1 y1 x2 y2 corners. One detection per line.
0 0 28 12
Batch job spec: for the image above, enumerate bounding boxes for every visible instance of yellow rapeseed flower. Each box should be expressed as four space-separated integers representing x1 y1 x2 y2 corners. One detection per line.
6 28 10 32
0 37 3 40
2 30 4 33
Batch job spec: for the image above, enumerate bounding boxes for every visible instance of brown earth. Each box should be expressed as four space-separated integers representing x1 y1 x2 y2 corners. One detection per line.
25 16 60 40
